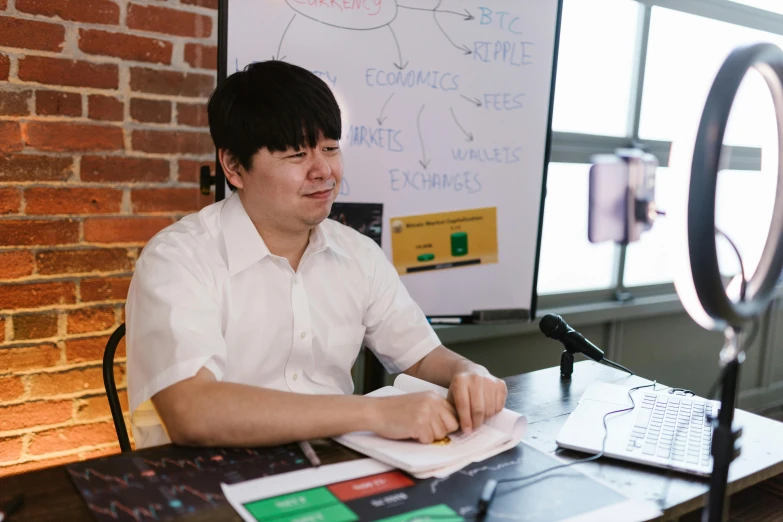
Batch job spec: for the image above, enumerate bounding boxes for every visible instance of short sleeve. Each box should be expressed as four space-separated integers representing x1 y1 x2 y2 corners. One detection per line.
362 241 441 373
126 234 227 418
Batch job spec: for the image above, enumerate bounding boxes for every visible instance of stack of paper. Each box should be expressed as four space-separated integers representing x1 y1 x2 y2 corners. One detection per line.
335 374 527 478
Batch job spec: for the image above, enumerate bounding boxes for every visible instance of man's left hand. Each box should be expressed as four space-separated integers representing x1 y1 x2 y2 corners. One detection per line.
447 369 508 434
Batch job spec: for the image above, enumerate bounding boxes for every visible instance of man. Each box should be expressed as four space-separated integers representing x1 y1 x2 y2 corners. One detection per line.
126 60 507 449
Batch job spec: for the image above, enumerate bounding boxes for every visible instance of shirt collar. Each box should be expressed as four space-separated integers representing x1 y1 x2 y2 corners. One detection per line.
221 193 271 276
221 193 349 276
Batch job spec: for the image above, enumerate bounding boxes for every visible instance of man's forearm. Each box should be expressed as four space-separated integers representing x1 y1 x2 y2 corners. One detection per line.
404 345 488 388
154 374 379 447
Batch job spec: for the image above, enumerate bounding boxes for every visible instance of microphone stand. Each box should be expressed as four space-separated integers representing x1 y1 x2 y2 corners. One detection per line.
704 327 744 522
560 350 574 379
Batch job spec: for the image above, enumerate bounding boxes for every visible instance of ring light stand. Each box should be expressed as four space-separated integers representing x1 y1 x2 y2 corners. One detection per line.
684 43 783 522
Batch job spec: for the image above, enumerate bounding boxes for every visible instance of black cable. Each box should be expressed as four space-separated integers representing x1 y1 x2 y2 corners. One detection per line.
601 358 634 376
715 226 748 300
475 382 660 519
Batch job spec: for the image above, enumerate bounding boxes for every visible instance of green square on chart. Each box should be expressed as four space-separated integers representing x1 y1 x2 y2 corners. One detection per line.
244 487 338 520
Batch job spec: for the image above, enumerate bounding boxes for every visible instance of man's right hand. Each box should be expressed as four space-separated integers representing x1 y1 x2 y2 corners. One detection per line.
370 392 460 444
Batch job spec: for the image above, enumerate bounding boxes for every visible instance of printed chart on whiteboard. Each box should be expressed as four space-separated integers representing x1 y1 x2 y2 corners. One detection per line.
225 0 560 317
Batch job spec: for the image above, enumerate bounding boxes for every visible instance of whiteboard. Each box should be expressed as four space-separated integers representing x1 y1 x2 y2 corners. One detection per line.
223 0 561 318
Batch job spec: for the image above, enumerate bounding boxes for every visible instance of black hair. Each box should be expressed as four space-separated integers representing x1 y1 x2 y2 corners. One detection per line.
207 60 342 189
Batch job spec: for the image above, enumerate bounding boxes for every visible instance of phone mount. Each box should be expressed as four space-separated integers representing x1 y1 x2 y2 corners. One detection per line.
588 148 661 246
677 43 783 522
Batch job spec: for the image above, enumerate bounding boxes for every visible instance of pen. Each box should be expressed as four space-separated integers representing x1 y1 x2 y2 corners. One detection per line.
298 440 321 468
0 493 24 522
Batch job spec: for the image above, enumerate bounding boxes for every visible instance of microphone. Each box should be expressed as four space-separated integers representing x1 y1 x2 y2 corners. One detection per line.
539 314 605 362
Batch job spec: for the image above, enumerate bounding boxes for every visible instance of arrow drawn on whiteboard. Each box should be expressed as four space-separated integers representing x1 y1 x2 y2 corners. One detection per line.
450 107 474 142
460 94 482 108
398 5 475 21
417 104 430 170
377 93 395 126
274 14 296 61
387 25 408 69
433 0 472 55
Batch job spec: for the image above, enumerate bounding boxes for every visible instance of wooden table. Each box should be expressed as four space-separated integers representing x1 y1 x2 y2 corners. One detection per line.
2 361 783 521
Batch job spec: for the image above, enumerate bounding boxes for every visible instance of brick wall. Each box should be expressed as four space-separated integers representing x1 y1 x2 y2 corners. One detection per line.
0 0 217 476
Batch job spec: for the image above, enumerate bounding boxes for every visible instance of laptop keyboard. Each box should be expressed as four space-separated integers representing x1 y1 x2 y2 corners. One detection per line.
626 392 714 468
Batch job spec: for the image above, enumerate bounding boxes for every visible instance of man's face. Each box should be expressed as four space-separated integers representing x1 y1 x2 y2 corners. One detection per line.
238 136 343 232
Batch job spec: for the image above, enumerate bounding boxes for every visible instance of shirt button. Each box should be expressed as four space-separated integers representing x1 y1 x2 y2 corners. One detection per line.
300 331 306 339
293 277 298 285
293 373 299 381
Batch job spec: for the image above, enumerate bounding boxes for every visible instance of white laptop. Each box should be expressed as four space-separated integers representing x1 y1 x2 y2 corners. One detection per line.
557 383 721 476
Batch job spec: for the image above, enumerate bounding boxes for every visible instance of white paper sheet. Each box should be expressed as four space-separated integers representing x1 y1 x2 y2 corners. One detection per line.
221 459 393 522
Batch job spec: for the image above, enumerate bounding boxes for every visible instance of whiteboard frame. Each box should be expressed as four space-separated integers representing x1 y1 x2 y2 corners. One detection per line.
214 0 563 322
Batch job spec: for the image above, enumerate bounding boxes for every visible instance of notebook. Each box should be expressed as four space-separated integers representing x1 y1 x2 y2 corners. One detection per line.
335 374 527 478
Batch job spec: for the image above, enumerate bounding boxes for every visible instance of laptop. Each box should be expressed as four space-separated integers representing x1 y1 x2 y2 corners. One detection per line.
556 383 721 476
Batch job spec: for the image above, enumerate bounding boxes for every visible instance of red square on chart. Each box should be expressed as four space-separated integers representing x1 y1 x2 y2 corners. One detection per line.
327 471 415 502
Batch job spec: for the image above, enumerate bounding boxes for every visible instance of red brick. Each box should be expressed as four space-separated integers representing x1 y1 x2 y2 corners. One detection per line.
0 90 32 116
67 306 115 334
178 159 214 183
0 121 22 153
177 102 207 127
35 248 133 276
80 156 169 183
0 437 23 464
13 312 58 341
75 390 128 421
0 1 6 10
17 0 120 24
79 29 172 65
29 421 116 455
84 217 173 243
0 376 24 402
184 43 216 70
35 90 81 117
131 129 213 155
25 121 123 152
24 187 122 215
80 277 130 302
0 187 20 214
87 95 123 122
0 317 3 342
0 400 71 431
28 367 104 398
127 4 212 38
130 98 171 124
0 155 73 182
19 56 118 89
66 335 125 362
0 54 9 81
0 219 79 246
0 16 64 52
0 251 34 279
0 343 60 371
0 282 76 309
130 67 214 97
81 156 169 183
132 188 211 213
182 0 218 7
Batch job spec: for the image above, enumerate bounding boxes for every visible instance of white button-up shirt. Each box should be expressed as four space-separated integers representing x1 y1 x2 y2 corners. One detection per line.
126 192 440 448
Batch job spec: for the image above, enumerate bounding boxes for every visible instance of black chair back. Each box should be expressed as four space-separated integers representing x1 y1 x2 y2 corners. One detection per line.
103 323 131 453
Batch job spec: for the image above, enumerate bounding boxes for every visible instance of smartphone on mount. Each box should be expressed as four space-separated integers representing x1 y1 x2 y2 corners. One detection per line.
588 149 659 245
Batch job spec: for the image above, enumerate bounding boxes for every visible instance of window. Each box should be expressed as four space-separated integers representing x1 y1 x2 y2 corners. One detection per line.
551 0 640 137
639 7 783 148
537 163 616 294
625 6 780 286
